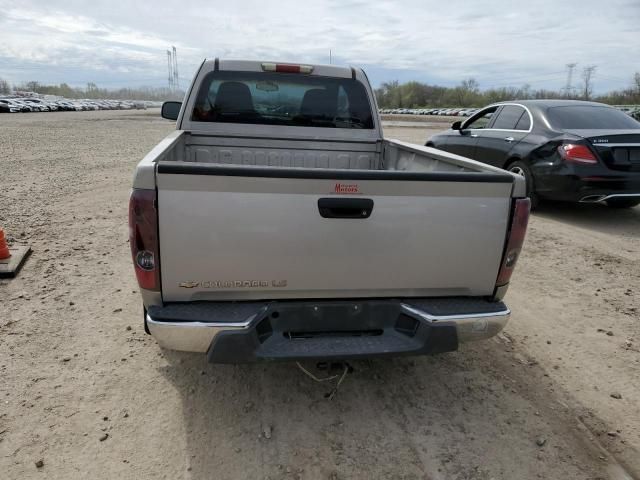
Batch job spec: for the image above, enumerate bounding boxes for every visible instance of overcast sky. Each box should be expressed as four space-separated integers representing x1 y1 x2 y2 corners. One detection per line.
0 0 638 93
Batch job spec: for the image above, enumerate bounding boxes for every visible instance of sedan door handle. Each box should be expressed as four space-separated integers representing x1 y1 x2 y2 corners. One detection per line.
504 136 515 142
470 133 478 138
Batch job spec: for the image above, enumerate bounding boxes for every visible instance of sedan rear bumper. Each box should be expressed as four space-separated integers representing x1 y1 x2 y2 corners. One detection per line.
146 298 510 363
534 167 640 203
578 192 640 203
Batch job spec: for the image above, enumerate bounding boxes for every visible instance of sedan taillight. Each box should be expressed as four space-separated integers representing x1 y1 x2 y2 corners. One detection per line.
496 198 530 287
558 143 598 164
128 189 160 291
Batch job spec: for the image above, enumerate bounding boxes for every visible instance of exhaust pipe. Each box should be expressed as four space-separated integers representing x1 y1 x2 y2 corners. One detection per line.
580 193 640 203
579 195 607 203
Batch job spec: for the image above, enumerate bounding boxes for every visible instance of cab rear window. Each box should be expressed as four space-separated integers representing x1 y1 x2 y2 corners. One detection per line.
191 71 374 129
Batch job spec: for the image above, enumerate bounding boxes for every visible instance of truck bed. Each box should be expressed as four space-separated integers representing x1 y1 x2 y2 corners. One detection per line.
134 130 508 187
133 130 520 303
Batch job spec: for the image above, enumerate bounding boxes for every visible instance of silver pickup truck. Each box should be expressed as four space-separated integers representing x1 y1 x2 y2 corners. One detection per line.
129 59 530 363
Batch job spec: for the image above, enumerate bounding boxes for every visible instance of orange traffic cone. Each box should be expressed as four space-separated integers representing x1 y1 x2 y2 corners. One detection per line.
0 229 11 259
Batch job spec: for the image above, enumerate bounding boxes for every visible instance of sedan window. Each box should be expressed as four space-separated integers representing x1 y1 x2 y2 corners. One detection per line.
515 112 531 131
547 106 640 130
492 105 527 130
463 107 497 130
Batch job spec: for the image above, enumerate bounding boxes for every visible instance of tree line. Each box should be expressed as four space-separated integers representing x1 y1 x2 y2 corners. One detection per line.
0 79 184 101
375 73 640 108
2 73 639 106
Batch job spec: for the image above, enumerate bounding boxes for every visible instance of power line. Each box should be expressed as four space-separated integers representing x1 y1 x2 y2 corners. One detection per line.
482 73 565 89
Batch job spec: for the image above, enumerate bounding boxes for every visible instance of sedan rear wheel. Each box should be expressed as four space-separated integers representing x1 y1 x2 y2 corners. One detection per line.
508 160 538 209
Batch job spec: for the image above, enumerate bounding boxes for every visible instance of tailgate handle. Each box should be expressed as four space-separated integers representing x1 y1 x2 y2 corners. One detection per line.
318 198 374 219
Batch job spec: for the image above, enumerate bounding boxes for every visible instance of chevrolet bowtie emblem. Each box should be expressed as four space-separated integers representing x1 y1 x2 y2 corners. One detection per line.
178 281 200 288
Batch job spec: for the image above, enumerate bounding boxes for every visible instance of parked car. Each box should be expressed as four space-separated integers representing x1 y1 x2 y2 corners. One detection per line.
0 96 160 113
0 102 16 113
129 58 530 363
55 101 77 111
427 100 640 208
10 99 34 112
22 98 51 111
82 101 100 110
0 99 23 113
458 109 477 117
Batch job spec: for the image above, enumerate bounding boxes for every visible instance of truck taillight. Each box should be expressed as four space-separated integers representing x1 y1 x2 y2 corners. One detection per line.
495 198 530 287
129 189 160 291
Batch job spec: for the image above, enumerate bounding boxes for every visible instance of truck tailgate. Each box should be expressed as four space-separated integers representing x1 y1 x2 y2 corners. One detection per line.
156 163 513 302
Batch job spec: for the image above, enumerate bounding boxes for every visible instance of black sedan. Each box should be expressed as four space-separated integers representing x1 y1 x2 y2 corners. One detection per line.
426 100 640 208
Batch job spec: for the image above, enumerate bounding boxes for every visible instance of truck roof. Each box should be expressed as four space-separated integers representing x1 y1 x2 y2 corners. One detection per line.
206 58 355 79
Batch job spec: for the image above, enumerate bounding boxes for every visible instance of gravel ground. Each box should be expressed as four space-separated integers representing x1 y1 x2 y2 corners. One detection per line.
1 110 638 479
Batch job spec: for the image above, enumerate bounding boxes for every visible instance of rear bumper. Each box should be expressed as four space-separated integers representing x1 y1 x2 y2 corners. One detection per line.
533 166 640 203
578 192 640 203
146 298 510 363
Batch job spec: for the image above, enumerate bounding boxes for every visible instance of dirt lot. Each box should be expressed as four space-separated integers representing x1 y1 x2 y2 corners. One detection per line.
1 110 638 480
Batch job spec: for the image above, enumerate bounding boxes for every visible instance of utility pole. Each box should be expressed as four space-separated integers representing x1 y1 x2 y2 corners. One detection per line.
563 63 577 98
582 65 597 100
172 46 179 90
167 50 174 91
329 49 332 64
